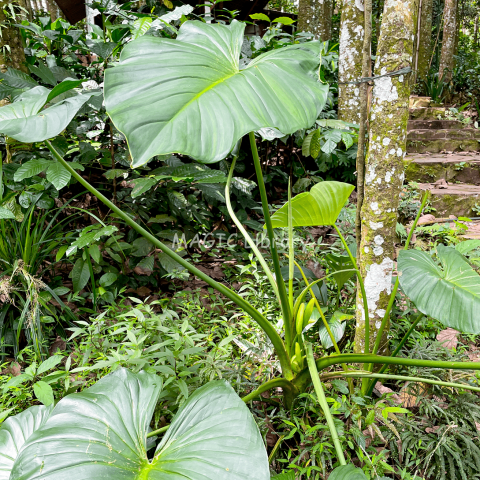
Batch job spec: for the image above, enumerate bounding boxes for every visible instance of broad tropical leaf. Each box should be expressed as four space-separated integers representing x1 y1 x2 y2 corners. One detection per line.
46 162 71 190
0 86 94 143
12 369 269 480
398 245 480 333
104 20 328 167
328 465 368 480
324 253 356 289
271 181 355 228
0 405 53 480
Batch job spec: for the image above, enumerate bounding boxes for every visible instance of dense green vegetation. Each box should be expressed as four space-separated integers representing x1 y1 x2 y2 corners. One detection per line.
1 1 480 479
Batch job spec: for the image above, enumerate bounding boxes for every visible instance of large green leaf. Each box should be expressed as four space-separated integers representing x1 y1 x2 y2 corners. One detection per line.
398 245 480 333
328 465 368 480
12 369 269 479
104 20 328 167
0 87 94 143
0 405 53 480
271 181 355 228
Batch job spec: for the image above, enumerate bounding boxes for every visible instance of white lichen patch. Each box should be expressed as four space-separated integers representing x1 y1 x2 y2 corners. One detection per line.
373 75 398 104
370 221 383 230
364 257 394 315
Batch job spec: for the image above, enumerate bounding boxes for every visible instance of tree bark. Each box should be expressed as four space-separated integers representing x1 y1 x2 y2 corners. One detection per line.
338 0 365 124
0 0 28 73
297 0 333 41
439 0 457 82
415 0 433 82
354 0 417 354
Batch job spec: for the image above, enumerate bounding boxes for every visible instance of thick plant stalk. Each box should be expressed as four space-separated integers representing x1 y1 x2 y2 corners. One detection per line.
241 377 298 403
354 0 372 252
330 371 480 394
305 342 346 466
249 132 292 351
354 0 417 356
46 140 296 380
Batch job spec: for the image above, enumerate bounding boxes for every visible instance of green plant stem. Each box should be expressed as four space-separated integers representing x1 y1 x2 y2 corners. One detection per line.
333 224 370 353
365 313 424 396
241 377 298 403
305 342 346 465
326 371 480 394
370 191 429 359
288 179 294 310
146 425 169 438
225 158 278 299
249 132 292 351
46 140 295 380
293 353 480 391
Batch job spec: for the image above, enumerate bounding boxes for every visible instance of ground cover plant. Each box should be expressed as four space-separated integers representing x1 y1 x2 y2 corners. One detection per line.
1 1 480 479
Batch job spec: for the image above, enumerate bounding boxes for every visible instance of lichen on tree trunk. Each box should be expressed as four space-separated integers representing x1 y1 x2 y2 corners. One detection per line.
297 0 333 41
439 0 457 83
354 0 417 355
338 0 365 124
0 0 28 73
415 0 433 82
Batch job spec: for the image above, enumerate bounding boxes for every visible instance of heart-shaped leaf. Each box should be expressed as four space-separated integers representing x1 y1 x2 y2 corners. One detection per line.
104 20 328 167
319 315 347 349
12 368 269 480
0 87 94 143
324 253 356 289
271 181 355 228
0 405 53 480
328 465 368 480
398 245 480 333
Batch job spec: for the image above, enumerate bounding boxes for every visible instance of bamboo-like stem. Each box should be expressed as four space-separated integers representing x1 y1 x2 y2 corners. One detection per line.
305 342 346 465
46 140 295 380
249 132 292 352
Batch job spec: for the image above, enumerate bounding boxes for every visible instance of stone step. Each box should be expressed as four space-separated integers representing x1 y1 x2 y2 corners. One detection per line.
408 128 480 140
407 119 464 130
417 182 480 218
409 96 432 108
409 106 447 120
406 138 480 153
405 153 480 184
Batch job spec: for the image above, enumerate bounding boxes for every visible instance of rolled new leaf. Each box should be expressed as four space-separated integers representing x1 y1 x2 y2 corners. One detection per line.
104 20 328 167
0 404 53 480
271 181 355 228
11 368 269 480
398 245 480 333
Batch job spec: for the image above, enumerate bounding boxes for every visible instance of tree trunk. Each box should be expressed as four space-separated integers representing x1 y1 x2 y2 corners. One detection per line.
415 0 433 82
354 0 417 355
0 0 28 73
439 0 457 82
297 0 333 41
338 0 365 124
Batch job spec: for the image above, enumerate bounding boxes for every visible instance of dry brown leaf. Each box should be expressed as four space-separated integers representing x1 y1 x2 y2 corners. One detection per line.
436 328 460 350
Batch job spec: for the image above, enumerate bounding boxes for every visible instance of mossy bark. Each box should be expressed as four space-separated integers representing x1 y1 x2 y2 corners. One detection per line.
439 0 457 83
297 0 333 41
338 0 365 123
354 0 418 354
416 0 433 82
0 0 28 73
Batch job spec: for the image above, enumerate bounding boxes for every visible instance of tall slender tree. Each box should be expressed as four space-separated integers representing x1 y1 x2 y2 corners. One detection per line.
439 0 457 82
354 0 418 355
297 0 333 40
338 0 365 124
0 0 28 73
415 0 434 82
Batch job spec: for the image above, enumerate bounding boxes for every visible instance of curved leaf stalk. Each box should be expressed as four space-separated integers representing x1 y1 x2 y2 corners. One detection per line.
333 224 370 353
146 424 169 438
365 313 424 396
45 140 295 380
305 342 346 466
325 371 480 394
225 158 279 299
249 132 292 351
288 180 294 310
241 377 299 403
